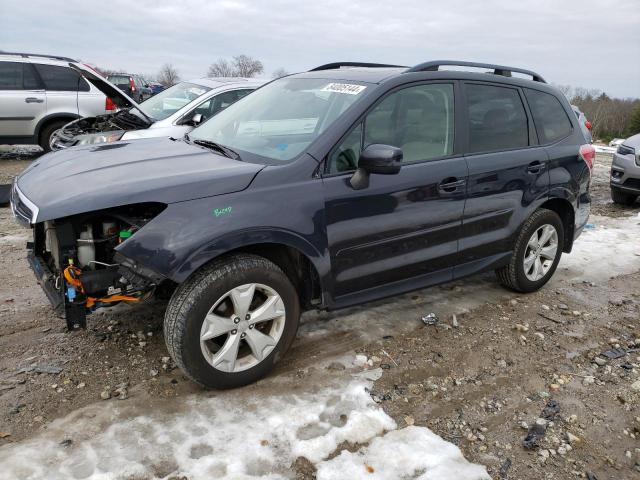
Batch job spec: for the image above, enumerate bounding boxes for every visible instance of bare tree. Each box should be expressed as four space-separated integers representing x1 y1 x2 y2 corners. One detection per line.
157 63 180 87
207 55 264 78
207 59 236 77
272 67 289 79
233 55 264 77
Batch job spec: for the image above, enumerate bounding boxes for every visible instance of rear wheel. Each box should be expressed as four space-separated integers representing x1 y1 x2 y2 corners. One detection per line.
496 209 564 293
39 120 69 152
164 254 300 389
611 187 637 206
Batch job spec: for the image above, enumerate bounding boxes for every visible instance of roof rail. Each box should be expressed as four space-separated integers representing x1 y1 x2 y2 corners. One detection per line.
310 62 407 71
0 51 78 62
406 60 546 83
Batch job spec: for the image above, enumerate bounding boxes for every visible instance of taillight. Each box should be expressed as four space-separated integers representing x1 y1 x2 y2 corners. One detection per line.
579 144 596 171
585 121 592 130
105 97 117 111
129 78 136 92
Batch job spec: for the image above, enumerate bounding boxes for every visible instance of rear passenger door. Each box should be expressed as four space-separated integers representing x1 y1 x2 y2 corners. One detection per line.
0 61 46 139
33 64 87 118
456 82 549 276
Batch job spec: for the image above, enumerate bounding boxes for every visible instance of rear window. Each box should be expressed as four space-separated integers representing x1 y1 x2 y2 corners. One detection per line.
0 62 40 90
524 89 573 144
34 64 90 91
465 83 529 153
108 75 131 87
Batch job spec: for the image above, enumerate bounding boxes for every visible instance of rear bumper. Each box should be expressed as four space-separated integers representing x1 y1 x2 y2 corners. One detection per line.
27 249 64 314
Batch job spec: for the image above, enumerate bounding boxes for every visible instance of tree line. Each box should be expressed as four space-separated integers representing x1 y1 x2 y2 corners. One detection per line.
556 84 640 142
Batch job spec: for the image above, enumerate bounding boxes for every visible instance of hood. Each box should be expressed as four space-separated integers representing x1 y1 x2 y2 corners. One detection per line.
17 137 264 222
69 63 149 116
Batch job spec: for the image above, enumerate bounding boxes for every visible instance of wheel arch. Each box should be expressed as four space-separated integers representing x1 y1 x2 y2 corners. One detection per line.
539 197 575 253
172 231 328 310
35 113 79 143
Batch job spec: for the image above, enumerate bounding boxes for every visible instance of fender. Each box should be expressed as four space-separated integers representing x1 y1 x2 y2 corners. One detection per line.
172 227 330 286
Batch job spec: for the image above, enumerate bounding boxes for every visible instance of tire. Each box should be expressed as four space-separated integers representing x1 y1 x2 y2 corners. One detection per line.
164 254 300 389
496 209 564 293
611 187 637 206
39 120 68 153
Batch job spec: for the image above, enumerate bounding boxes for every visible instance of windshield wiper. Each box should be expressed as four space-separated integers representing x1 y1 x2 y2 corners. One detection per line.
191 138 241 160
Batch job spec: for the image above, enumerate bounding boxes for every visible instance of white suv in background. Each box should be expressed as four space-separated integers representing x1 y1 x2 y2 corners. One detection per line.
0 52 111 152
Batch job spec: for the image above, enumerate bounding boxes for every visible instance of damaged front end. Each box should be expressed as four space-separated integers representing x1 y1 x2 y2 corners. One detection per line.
51 110 151 150
27 202 167 329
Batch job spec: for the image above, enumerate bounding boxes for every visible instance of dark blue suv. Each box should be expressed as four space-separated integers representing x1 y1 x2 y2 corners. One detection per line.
12 60 594 388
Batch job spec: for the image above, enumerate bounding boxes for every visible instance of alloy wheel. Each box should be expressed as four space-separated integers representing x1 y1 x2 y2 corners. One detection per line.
523 224 558 281
200 283 286 373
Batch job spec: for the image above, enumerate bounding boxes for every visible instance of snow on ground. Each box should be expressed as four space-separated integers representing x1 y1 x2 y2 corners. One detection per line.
558 213 640 282
0 370 489 480
593 144 617 154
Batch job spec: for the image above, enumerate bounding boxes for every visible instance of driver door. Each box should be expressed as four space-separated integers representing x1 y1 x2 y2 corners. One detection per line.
322 82 468 302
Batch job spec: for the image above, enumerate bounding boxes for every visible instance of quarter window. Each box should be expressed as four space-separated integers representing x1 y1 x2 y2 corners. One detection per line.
524 89 573 144
466 84 528 153
33 64 90 92
328 83 455 173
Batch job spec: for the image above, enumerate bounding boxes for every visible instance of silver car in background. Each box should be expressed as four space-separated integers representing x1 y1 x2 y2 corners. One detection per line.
610 133 640 205
0 52 111 152
51 66 266 149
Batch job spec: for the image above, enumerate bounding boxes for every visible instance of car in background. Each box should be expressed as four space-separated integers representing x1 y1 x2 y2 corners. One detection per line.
610 133 640 205
106 73 152 103
148 82 166 96
51 67 265 150
0 52 114 152
571 105 592 143
609 138 625 148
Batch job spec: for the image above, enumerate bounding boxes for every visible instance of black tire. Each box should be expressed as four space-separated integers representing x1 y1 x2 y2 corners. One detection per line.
164 254 300 389
495 209 564 293
39 120 68 152
611 187 637 206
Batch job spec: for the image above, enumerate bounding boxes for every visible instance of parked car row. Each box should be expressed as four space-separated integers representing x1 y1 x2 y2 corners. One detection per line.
11 59 595 388
0 52 259 152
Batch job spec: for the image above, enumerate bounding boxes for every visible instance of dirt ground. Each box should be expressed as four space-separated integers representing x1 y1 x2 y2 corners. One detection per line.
1 147 639 479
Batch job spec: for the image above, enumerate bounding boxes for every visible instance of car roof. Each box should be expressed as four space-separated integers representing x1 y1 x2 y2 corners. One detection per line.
0 53 76 66
291 60 550 89
188 77 269 89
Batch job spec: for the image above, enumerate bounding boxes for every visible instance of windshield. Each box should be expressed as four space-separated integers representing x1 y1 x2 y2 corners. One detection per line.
189 78 367 162
138 82 213 121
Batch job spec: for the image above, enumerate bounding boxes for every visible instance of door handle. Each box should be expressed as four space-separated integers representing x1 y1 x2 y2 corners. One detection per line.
25 97 44 103
438 178 466 193
527 161 545 174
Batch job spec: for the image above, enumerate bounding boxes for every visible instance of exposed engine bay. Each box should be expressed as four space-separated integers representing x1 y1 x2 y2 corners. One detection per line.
31 203 167 329
52 109 152 149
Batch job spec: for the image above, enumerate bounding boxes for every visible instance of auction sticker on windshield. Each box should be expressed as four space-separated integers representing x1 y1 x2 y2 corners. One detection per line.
321 83 367 95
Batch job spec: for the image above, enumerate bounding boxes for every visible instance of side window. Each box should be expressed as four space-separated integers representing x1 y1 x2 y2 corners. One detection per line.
0 62 24 90
33 64 89 91
193 90 254 122
23 65 40 89
328 83 455 173
524 89 573 144
466 84 529 153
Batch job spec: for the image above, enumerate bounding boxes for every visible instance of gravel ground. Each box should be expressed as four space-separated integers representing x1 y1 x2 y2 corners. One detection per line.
0 146 638 479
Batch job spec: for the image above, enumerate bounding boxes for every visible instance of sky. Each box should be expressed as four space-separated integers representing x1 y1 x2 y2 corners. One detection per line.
1 0 639 98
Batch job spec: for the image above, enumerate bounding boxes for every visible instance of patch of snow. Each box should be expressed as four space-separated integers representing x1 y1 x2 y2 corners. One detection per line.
0 374 488 480
593 144 616 154
558 214 640 281
317 426 490 480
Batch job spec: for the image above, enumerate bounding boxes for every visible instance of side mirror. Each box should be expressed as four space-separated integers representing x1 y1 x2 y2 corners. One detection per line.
350 144 402 190
191 113 203 126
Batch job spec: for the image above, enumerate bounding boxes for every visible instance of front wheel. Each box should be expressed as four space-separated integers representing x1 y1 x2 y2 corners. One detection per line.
164 254 300 389
496 209 564 293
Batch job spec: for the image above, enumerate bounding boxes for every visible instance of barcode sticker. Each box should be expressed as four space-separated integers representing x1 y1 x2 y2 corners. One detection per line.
321 83 367 95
